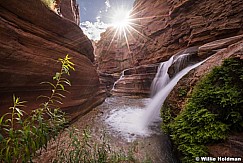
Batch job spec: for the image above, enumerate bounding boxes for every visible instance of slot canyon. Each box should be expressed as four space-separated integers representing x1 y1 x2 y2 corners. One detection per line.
0 0 242 162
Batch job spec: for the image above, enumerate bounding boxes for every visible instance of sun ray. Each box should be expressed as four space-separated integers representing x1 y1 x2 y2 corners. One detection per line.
104 1 169 57
123 27 130 52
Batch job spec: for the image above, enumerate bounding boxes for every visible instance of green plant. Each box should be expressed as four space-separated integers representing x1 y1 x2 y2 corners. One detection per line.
53 127 136 163
0 55 74 162
41 0 56 10
178 87 187 97
161 104 173 133
189 58 243 130
161 58 243 162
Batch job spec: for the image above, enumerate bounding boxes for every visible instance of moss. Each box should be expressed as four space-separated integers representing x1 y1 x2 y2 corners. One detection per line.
161 58 243 162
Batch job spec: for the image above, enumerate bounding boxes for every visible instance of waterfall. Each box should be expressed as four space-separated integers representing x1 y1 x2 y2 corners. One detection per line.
150 56 174 97
112 70 126 91
105 53 208 141
141 53 207 129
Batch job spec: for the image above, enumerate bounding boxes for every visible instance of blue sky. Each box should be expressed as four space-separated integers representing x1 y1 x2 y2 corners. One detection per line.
78 0 135 41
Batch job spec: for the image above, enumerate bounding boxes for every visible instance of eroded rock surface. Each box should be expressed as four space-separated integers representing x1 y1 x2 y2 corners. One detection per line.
0 0 105 121
95 0 243 96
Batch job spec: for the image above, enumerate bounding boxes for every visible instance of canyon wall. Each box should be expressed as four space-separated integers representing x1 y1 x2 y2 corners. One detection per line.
95 0 243 96
59 0 80 25
0 0 105 121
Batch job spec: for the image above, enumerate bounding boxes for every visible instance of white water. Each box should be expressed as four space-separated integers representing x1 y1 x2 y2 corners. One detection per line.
111 69 126 90
141 57 207 128
150 56 174 97
106 53 208 141
105 103 151 142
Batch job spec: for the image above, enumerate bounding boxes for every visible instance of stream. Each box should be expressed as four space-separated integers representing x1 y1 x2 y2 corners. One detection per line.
74 96 177 163
35 53 207 162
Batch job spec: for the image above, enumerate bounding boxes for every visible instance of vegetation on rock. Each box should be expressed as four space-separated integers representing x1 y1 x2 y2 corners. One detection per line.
161 57 243 162
41 0 56 10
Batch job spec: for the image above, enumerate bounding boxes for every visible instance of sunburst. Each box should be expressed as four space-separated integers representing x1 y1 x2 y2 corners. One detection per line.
105 2 169 54
106 6 143 53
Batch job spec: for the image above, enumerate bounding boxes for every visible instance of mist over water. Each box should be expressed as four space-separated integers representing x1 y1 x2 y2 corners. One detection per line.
105 97 151 142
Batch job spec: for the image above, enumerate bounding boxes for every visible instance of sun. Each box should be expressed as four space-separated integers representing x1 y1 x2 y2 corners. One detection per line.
111 8 131 29
108 7 134 51
106 5 149 52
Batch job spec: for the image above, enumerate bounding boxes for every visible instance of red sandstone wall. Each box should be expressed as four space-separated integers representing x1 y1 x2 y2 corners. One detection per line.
0 0 105 120
96 0 243 73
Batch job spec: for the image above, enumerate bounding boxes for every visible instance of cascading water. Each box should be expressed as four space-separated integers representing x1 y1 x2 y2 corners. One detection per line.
141 55 207 129
150 56 174 97
106 53 208 141
111 69 126 91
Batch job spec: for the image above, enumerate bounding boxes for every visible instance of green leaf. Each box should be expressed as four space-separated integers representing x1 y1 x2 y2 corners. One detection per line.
15 107 23 116
54 100 63 105
0 133 4 142
37 95 51 100
55 93 66 98
61 80 71 86
58 84 65 90
40 81 56 89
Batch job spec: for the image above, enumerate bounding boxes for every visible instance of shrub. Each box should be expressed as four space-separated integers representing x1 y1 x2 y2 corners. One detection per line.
161 58 243 162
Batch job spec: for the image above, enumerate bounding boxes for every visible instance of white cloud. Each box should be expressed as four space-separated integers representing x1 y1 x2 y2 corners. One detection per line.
79 0 113 41
80 21 110 41
96 16 101 22
105 0 111 11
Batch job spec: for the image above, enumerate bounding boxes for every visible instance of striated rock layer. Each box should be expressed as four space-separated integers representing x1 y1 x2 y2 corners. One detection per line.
95 0 243 96
112 64 159 97
97 0 243 72
0 0 105 121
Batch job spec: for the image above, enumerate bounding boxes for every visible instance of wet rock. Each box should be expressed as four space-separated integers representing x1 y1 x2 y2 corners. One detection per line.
99 72 115 96
208 132 243 158
168 46 200 78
